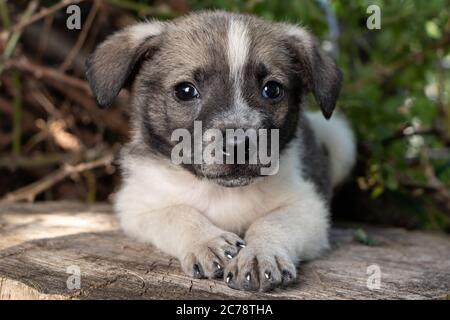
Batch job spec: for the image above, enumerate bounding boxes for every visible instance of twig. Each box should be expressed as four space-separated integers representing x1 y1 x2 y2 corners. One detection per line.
401 180 450 214
4 54 128 138
317 0 340 59
29 87 84 152
104 0 154 15
60 0 101 72
37 14 54 62
47 79 129 137
422 149 450 213
434 50 450 146
0 133 12 149
0 1 39 76
382 126 438 145
0 96 37 132
11 71 22 155
6 57 91 94
0 0 10 30
0 153 114 203
30 87 63 118
6 0 87 35
0 153 71 169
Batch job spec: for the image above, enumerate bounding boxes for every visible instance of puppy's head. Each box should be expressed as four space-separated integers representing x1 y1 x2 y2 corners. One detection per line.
86 11 342 187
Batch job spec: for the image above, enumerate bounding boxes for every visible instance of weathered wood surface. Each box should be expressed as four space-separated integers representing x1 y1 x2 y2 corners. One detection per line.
0 202 449 300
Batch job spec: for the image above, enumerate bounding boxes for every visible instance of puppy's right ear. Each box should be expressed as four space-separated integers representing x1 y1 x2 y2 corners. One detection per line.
85 21 165 108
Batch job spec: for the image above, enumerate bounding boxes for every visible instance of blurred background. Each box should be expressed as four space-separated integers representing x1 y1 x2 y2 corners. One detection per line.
0 0 449 231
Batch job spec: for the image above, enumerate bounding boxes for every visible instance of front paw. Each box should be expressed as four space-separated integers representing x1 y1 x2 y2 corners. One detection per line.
223 246 297 292
180 232 245 279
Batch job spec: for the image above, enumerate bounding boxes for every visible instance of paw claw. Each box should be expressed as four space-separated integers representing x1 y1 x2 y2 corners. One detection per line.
224 246 296 291
181 232 244 279
226 272 233 283
212 262 223 278
224 251 234 259
236 241 246 248
193 263 205 279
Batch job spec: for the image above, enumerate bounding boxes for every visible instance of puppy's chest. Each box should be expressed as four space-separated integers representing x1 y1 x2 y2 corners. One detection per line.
128 159 300 234
179 179 292 234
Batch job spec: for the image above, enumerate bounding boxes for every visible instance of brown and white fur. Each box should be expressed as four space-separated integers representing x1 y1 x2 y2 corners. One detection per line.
86 11 356 292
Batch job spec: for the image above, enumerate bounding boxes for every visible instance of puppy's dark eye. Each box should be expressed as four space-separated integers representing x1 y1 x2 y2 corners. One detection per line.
262 81 283 100
175 82 199 101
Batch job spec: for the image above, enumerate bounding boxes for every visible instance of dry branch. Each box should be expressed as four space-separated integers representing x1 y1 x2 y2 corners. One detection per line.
5 0 88 35
60 0 101 72
0 1 38 76
0 153 70 169
0 153 114 204
6 57 91 94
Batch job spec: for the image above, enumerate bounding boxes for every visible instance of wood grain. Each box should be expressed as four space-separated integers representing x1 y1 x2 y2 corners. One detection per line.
0 202 449 300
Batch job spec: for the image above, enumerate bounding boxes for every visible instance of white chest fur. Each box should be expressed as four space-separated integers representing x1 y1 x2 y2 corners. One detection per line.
115 141 303 235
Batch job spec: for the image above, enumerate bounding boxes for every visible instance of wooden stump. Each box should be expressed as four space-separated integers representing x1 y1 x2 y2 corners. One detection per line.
0 202 449 299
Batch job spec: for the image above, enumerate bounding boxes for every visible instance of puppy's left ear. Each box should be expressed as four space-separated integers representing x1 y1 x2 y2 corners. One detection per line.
282 24 343 119
86 21 165 108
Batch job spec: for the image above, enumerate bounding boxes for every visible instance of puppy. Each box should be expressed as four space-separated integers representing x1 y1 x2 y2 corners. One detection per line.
86 11 356 292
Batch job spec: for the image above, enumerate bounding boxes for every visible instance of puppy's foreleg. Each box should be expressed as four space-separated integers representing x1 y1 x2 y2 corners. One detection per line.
224 182 329 291
118 205 245 279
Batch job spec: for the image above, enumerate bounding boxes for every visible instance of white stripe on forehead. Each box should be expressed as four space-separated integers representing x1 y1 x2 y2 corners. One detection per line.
225 18 262 127
227 18 250 80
